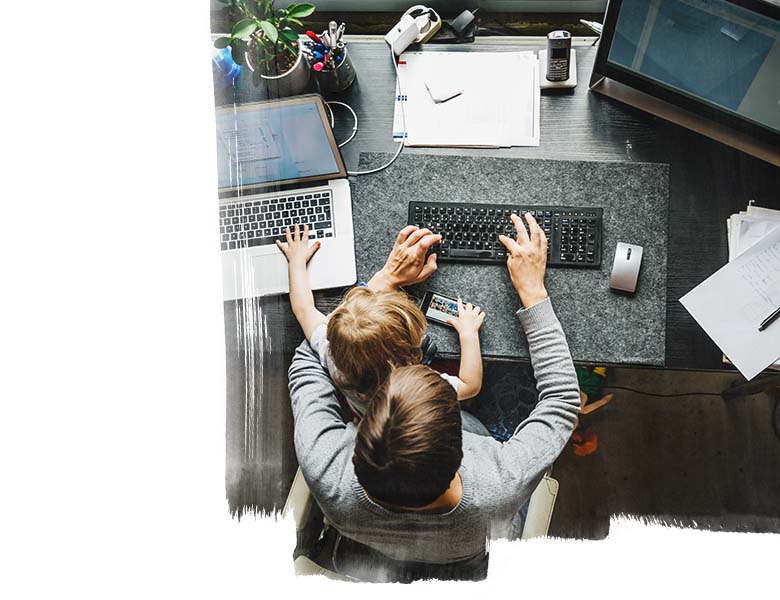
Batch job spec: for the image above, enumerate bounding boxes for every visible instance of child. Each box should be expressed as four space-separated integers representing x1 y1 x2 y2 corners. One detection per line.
276 224 485 416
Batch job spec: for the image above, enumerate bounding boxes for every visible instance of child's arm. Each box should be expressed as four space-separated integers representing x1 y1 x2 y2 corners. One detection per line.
275 224 327 342
446 299 486 401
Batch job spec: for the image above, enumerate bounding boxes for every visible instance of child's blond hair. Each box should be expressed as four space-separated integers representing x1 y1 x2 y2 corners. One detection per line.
327 286 427 403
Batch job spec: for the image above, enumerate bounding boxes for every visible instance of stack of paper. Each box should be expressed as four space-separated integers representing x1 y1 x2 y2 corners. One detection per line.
727 205 780 261
392 51 540 148
681 205 780 380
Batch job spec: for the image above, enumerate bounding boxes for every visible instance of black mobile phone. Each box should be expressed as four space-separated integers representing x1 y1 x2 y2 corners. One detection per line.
419 291 462 327
546 30 571 82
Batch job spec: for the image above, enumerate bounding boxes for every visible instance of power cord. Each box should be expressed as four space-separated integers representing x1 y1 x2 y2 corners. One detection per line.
323 40 407 177
601 385 724 398
324 101 358 147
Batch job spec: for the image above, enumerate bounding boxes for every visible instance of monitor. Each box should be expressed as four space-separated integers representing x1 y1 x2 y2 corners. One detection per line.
594 0 780 154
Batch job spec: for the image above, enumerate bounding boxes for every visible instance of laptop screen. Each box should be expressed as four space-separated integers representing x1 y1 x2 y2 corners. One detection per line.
603 0 780 136
216 96 346 193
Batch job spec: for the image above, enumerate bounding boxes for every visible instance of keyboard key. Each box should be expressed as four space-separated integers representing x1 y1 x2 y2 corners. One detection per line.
314 221 332 230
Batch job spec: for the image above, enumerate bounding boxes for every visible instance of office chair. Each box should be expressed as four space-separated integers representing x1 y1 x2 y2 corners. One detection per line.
282 466 559 581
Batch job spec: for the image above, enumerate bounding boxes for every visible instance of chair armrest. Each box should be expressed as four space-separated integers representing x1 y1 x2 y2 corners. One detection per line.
283 467 314 530
521 474 559 540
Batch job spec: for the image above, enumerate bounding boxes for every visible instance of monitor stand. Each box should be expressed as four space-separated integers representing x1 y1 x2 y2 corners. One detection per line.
589 72 780 167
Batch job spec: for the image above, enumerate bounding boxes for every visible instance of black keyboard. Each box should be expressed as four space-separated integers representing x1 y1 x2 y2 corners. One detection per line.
219 190 334 251
408 201 603 267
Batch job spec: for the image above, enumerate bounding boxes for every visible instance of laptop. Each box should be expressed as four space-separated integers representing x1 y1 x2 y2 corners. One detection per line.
216 95 356 300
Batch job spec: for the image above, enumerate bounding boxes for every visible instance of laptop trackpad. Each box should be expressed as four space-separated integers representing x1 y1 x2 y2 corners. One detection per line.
252 253 289 294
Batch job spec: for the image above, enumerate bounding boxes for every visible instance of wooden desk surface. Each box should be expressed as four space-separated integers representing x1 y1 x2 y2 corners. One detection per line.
216 38 780 371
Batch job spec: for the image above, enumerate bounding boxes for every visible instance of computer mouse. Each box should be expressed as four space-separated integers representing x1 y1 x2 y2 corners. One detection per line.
609 242 643 294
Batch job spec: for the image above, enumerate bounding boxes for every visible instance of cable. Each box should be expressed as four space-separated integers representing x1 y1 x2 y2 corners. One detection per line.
601 385 724 398
325 101 358 147
323 101 335 128
344 40 407 177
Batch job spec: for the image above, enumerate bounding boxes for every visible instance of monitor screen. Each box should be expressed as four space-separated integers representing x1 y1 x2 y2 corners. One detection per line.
605 0 780 135
216 97 343 192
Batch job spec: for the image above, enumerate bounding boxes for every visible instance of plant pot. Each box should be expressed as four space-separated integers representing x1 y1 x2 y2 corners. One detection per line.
246 41 310 98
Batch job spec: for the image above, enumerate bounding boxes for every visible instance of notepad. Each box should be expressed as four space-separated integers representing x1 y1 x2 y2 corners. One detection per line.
680 226 780 380
392 51 540 147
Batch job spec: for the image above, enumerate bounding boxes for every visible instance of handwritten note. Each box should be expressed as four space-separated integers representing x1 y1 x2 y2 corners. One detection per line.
681 227 780 380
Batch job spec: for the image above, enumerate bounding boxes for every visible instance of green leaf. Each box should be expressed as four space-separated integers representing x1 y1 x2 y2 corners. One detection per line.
231 40 246 65
231 18 258 39
282 41 297 57
213 36 232 49
282 17 303 28
259 20 278 44
280 29 298 42
245 2 260 18
287 3 315 18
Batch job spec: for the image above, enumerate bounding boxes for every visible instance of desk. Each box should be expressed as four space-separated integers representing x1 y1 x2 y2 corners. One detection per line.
215 38 780 512
217 38 780 371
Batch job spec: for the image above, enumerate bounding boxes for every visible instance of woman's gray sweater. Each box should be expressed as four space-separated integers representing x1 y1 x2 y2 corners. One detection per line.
288 298 581 564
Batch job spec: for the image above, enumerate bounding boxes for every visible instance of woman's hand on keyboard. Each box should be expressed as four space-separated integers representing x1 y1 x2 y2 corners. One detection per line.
276 224 321 265
499 213 549 309
368 226 442 291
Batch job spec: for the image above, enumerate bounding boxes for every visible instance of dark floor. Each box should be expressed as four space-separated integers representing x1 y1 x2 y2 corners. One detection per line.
226 349 780 536
549 367 780 539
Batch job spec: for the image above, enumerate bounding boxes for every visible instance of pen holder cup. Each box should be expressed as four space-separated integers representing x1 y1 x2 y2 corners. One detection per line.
314 46 357 93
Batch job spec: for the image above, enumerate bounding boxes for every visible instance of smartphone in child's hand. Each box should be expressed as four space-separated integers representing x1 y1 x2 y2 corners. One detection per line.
420 291 467 327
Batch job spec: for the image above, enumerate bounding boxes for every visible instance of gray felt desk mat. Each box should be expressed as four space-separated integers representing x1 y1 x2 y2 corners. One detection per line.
351 153 669 365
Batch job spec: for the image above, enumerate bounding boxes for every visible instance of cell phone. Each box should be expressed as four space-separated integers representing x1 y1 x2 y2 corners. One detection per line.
420 291 462 327
546 30 571 82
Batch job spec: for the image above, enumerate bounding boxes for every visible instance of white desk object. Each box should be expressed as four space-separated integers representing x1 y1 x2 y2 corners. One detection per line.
538 49 577 89
681 225 780 381
393 51 540 147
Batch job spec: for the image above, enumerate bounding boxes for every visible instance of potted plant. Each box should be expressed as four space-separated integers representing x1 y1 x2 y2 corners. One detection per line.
214 1 316 97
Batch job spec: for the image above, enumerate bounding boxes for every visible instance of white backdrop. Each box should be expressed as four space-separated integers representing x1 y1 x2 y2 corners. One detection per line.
1 2 775 597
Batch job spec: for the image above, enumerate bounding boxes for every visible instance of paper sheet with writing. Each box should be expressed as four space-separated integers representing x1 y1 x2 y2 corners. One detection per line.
681 226 780 380
392 51 540 147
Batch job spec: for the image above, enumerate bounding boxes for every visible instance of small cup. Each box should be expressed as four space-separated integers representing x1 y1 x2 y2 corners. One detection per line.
314 45 357 93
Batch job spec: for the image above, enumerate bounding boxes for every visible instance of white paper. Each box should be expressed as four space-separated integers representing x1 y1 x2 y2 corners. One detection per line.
681 226 780 380
735 218 780 258
392 51 540 147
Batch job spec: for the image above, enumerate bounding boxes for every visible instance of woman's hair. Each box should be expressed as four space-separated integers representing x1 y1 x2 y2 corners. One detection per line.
327 286 427 402
353 364 462 508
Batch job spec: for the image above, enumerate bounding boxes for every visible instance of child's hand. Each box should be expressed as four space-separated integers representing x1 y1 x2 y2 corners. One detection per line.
447 298 485 338
275 224 321 265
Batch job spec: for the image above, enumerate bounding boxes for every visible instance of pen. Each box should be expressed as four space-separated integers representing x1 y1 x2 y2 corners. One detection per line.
758 306 780 331
579 19 603 35
305 30 322 43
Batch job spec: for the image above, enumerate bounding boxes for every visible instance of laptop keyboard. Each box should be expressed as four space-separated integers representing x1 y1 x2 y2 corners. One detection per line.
219 190 334 251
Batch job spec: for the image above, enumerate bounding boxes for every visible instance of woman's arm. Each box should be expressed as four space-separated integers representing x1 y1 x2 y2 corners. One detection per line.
276 224 327 341
447 299 485 401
